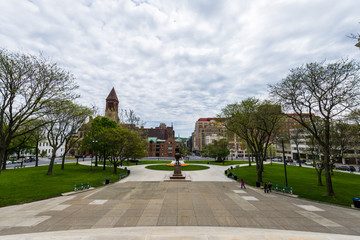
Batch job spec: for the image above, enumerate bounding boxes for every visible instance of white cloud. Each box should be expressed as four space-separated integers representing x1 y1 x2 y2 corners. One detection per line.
1 0 359 137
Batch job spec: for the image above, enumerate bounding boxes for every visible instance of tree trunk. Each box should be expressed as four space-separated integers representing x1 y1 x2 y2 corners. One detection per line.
35 139 39 167
61 154 66 170
256 155 263 182
0 146 7 173
323 122 335 196
257 166 263 182
297 147 302 167
103 152 106 170
316 168 323 186
324 153 335 196
47 150 57 175
95 154 98 167
113 163 117 174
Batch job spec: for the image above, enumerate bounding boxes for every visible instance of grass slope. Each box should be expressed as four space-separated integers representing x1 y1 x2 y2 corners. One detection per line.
145 164 209 171
184 160 248 166
229 164 360 207
0 163 126 207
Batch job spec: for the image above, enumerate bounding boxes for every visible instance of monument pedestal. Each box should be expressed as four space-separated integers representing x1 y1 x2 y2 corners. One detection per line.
164 147 191 182
170 164 186 180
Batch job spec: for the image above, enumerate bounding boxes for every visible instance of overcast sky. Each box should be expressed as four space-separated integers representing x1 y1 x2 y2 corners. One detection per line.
1 0 359 137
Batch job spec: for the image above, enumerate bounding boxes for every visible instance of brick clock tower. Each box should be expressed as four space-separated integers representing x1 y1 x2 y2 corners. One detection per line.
105 87 120 124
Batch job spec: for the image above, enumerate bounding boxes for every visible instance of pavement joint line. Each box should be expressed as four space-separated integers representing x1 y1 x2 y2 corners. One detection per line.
295 204 324 212
89 200 108 205
241 196 258 201
296 210 342 227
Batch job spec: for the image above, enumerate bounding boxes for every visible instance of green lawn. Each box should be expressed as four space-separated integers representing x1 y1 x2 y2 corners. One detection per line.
184 160 248 166
145 164 209 171
229 164 360 207
0 163 126 207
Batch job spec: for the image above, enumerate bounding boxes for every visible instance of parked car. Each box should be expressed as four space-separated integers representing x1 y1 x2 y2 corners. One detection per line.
304 161 314 166
272 158 281 162
285 159 293 163
335 165 350 171
6 160 13 164
24 157 35 163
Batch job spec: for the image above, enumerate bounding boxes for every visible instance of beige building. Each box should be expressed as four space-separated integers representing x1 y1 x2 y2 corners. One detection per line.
192 118 226 153
192 118 245 158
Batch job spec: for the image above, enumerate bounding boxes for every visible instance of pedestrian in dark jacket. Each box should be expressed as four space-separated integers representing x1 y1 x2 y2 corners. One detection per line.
264 182 268 193
267 182 272 193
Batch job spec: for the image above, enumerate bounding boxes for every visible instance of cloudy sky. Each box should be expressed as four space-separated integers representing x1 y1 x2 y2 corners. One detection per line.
1 0 359 137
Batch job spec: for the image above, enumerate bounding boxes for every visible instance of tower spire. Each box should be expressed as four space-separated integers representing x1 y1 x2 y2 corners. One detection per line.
105 87 120 124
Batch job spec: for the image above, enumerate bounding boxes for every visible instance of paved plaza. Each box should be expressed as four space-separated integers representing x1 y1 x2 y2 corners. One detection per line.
0 164 360 239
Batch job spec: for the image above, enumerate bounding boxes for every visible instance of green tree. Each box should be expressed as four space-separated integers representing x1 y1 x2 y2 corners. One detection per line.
219 98 282 182
81 117 118 170
100 127 147 173
201 139 230 164
0 49 78 174
269 59 360 196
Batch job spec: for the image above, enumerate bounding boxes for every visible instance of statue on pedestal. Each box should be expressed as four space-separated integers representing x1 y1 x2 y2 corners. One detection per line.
170 145 186 180
175 146 181 165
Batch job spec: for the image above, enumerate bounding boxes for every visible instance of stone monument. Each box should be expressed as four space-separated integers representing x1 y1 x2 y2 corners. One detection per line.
170 146 186 180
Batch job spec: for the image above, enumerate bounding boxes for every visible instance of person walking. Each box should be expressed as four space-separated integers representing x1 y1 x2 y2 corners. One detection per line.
264 182 268 193
241 179 246 189
267 181 272 193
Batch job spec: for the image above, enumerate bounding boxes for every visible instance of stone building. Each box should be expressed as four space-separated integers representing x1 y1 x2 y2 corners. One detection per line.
146 123 180 158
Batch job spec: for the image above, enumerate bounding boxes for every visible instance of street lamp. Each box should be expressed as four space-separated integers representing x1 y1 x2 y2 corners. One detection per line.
276 136 288 187
91 140 98 172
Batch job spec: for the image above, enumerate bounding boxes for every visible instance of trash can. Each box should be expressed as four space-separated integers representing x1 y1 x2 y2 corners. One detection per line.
353 197 360 208
105 178 110 184
127 170 130 174
233 175 237 181
225 170 228 174
256 181 260 188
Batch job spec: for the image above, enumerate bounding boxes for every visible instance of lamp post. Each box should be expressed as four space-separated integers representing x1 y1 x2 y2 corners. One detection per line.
91 140 98 172
277 136 288 187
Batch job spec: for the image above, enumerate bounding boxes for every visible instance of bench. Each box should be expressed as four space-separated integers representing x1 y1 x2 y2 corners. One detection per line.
272 184 292 194
227 172 238 181
209 162 216 165
119 173 127 179
74 182 91 191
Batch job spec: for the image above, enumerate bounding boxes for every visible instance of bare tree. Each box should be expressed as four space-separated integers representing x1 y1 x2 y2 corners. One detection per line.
44 101 92 175
270 59 360 196
0 49 78 174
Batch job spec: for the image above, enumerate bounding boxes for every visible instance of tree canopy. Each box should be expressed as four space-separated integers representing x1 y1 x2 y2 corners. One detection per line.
219 98 282 182
0 49 78 174
269 58 360 196
201 139 229 163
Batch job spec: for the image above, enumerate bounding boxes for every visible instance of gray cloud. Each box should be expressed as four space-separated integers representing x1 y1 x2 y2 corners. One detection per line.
1 0 359 137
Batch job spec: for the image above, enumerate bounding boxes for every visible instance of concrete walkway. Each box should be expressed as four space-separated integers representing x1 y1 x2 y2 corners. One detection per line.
1 164 360 239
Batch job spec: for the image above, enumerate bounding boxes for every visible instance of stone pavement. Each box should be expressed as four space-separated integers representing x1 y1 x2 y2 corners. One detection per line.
1 164 360 239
